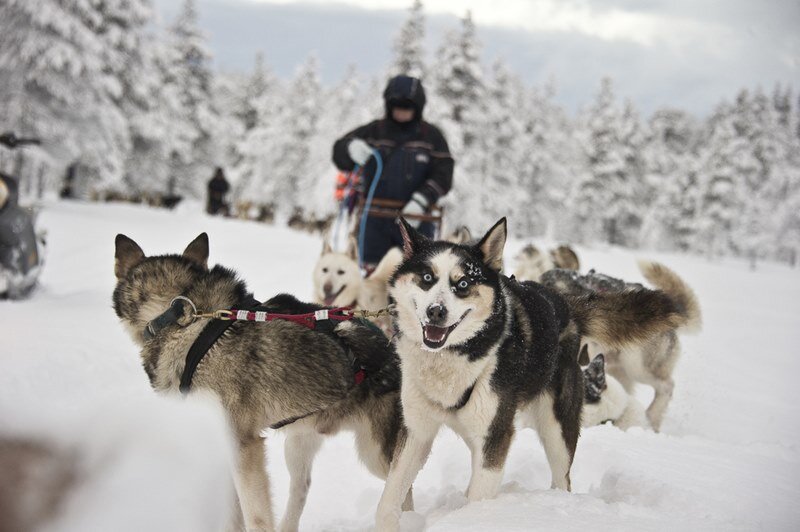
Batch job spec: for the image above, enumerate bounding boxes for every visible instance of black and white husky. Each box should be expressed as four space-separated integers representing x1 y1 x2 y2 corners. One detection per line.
375 218 585 530
375 218 696 529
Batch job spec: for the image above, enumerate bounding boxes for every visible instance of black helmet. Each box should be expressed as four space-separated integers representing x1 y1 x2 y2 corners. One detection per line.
383 75 426 119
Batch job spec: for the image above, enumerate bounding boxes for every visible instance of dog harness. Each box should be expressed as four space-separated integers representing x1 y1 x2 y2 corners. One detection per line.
144 296 381 405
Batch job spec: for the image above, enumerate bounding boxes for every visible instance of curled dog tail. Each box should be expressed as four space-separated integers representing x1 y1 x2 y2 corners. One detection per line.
568 288 690 351
638 260 702 334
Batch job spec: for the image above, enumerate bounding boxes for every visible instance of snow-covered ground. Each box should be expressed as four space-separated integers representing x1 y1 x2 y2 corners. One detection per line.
2 200 799 531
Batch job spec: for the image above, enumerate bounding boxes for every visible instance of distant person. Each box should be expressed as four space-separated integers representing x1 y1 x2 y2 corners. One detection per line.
60 162 77 199
332 75 454 267
206 167 230 216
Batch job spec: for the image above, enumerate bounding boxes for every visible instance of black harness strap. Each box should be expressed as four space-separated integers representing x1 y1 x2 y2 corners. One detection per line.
179 296 369 431
179 295 260 394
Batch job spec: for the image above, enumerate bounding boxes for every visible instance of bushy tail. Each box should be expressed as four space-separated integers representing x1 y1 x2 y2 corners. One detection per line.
638 260 702 334
569 289 690 350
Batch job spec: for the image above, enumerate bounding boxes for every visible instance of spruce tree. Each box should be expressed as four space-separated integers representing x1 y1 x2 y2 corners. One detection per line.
0 0 133 196
430 11 486 230
639 109 700 251
391 0 426 79
165 0 218 198
574 78 628 244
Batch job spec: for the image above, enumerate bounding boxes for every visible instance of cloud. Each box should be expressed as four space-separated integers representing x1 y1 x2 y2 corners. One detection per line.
152 0 799 115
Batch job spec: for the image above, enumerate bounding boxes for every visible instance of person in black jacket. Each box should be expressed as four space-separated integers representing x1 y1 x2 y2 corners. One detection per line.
332 75 454 266
206 167 230 216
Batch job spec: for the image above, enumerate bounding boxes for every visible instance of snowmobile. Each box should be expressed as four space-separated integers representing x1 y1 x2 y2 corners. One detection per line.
0 132 46 299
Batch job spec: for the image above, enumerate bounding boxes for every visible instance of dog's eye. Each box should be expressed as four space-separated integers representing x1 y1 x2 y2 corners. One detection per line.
457 279 469 290
422 273 433 283
337 269 345 275
322 267 329 273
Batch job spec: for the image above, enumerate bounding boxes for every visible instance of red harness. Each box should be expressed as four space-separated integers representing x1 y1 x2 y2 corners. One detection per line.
216 306 366 385
219 306 357 330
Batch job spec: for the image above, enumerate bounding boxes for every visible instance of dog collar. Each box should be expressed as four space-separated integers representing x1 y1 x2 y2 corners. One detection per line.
143 296 197 341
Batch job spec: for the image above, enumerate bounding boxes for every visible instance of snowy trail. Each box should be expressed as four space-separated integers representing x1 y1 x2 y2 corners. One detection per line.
1 201 799 531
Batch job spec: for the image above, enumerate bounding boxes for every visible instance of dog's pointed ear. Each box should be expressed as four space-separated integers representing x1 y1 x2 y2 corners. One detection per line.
347 236 359 262
182 233 209 270
578 344 590 366
475 218 507 272
397 217 425 260
588 354 605 377
115 234 145 279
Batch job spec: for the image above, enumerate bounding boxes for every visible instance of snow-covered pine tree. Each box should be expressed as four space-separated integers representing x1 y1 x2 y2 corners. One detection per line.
638 108 701 251
239 52 273 132
694 96 755 259
479 60 526 234
737 88 781 267
515 80 584 242
615 99 646 246
573 78 633 245
273 55 323 221
390 0 426 79
0 0 133 197
306 65 373 221
429 11 486 230
213 70 248 182
164 0 219 199
232 62 284 215
95 0 156 197
753 85 800 266
123 37 187 200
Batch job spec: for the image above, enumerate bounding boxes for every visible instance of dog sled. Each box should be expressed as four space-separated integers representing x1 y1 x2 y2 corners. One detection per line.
354 197 444 239
331 166 446 272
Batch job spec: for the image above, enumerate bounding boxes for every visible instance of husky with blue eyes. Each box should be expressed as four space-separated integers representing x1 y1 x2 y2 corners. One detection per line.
375 217 585 530
376 217 695 529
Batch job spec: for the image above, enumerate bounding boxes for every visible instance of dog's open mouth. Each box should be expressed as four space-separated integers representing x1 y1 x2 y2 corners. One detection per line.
323 285 346 306
421 310 471 350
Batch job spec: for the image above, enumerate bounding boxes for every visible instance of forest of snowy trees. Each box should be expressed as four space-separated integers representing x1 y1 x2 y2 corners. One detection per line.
1 0 798 265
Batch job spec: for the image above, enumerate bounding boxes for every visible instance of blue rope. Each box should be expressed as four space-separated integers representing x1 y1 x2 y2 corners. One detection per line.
357 149 383 271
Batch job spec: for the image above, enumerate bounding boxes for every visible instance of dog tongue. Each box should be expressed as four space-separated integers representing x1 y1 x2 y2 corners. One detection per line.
324 294 336 306
424 324 448 342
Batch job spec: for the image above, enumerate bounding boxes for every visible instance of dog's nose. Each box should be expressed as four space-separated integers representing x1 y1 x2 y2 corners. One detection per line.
426 303 447 323
323 282 333 295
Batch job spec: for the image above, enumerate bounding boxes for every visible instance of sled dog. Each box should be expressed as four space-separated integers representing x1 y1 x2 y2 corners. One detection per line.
375 219 698 529
312 239 403 334
582 354 647 430
375 218 585 530
514 243 581 282
541 263 701 431
113 233 410 532
551 245 580 271
445 225 473 245
312 238 362 307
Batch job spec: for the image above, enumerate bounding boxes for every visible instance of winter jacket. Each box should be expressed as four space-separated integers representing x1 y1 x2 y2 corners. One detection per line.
207 174 230 200
332 119 453 206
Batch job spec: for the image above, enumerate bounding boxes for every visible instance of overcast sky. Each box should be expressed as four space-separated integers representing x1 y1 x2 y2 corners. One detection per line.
152 0 799 116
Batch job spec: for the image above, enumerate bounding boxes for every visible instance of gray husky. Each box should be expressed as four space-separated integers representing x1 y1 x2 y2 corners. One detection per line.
112 233 410 532
375 218 696 530
541 262 701 431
